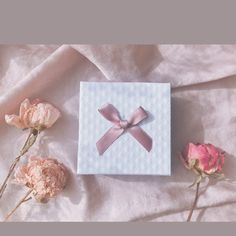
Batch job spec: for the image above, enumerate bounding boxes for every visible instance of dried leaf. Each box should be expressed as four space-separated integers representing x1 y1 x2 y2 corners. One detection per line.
189 175 202 188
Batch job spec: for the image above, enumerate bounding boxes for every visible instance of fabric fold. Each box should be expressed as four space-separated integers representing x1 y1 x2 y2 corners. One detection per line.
0 45 80 122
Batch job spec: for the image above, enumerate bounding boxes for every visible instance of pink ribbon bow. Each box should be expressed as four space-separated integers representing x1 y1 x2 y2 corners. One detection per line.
96 103 152 155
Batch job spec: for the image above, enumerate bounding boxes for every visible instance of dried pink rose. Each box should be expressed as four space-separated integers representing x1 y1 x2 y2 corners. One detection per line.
5 98 61 130
181 142 225 177
15 156 68 203
181 142 225 222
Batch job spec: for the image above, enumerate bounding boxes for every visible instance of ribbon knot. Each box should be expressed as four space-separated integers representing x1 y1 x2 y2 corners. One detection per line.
96 103 152 155
118 120 130 129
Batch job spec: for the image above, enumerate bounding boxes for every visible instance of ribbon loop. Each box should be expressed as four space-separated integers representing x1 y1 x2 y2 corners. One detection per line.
96 104 152 155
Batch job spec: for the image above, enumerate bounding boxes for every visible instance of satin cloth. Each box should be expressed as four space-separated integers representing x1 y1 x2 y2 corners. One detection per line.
1 45 236 221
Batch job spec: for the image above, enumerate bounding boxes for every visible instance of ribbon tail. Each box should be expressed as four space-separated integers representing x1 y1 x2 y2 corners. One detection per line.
96 127 124 155
128 126 152 152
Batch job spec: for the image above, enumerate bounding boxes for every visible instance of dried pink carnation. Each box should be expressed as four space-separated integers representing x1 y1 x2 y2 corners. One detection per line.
181 143 225 177
14 156 68 203
5 98 61 130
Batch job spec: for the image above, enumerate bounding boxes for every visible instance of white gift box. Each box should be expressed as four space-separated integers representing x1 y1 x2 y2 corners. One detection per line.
77 82 171 175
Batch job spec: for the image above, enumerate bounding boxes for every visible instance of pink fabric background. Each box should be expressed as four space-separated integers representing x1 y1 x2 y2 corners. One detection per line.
1 45 236 221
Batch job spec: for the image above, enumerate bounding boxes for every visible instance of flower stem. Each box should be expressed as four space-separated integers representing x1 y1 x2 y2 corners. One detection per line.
4 189 33 222
0 128 39 199
187 182 200 222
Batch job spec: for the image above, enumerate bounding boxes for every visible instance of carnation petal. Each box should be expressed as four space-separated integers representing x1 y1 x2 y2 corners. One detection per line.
5 114 25 129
